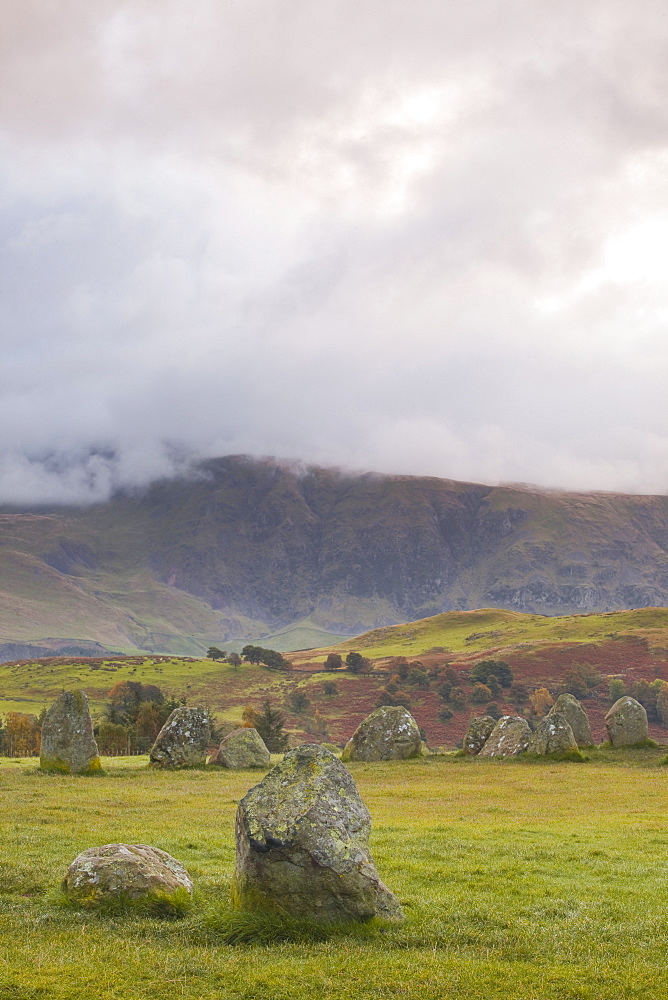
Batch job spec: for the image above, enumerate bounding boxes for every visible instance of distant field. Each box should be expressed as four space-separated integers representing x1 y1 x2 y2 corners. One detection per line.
2 607 668 748
1 752 667 999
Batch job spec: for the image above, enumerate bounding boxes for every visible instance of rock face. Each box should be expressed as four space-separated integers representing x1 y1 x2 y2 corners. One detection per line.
604 697 649 747
40 690 101 774
478 716 531 758
63 843 192 907
548 694 593 746
149 706 210 768
233 744 404 923
341 706 421 762
209 728 270 769
527 713 578 756
463 715 496 756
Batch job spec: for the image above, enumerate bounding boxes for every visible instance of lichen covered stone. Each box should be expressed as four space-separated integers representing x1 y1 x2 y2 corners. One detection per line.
526 712 578 756
233 744 404 923
63 843 192 907
40 690 101 774
209 727 270 769
548 694 593 746
478 715 531 758
149 706 210 768
341 706 421 762
463 715 496 756
604 696 648 747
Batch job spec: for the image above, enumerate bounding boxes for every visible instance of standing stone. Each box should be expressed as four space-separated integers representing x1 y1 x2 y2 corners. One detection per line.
526 713 578 756
548 694 593 746
40 690 101 774
208 728 270 769
604 697 649 747
149 706 210 768
63 843 192 908
341 706 421 762
463 715 496 756
233 744 404 923
478 716 531 758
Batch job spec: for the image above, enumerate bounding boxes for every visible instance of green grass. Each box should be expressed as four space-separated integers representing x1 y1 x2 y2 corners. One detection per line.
324 606 668 659
1 752 668 998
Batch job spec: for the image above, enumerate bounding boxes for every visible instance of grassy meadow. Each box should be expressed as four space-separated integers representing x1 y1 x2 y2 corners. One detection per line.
1 751 668 999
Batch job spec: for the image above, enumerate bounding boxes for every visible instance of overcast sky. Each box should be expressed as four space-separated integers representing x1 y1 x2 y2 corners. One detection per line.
1 0 667 503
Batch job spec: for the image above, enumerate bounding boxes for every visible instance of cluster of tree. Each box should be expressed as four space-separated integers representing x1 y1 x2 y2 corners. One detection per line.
97 681 182 754
321 651 372 673
241 646 291 671
206 647 242 667
0 711 44 756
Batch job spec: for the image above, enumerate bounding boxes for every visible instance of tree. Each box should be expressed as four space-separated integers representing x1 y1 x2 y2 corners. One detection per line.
324 653 343 672
253 700 289 753
288 691 311 714
406 666 429 688
322 680 339 697
241 645 291 671
227 652 242 668
656 681 668 726
5 712 40 756
449 686 467 710
206 647 227 660
345 651 364 673
97 722 129 755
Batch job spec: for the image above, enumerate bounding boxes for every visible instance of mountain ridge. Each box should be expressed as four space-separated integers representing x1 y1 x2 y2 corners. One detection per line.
0 454 667 654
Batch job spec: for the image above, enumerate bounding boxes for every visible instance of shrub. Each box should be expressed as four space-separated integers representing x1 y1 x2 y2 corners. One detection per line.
656 682 668 726
243 700 289 752
438 706 453 723
632 679 659 720
406 667 430 688
471 660 514 688
470 683 492 704
608 678 626 702
436 682 452 702
441 667 461 687
529 687 554 717
449 686 467 710
486 702 503 719
322 681 339 697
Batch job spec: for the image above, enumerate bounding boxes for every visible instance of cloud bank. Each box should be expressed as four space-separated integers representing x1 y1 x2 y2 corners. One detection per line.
1 0 667 502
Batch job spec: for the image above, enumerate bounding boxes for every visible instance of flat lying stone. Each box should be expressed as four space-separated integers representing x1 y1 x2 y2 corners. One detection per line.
63 843 192 907
478 715 531 758
149 706 210 768
341 706 421 762
233 744 404 923
209 727 270 769
40 690 101 774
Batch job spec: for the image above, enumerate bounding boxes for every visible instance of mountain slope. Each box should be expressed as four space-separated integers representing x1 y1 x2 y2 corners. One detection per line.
0 455 667 653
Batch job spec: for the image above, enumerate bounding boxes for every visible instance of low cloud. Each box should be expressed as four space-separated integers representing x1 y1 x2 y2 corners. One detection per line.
1 0 667 503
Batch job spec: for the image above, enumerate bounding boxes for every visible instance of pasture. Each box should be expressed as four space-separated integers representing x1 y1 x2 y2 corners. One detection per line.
1 751 667 999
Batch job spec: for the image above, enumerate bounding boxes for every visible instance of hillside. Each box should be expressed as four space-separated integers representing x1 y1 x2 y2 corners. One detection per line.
0 455 667 655
2 608 668 749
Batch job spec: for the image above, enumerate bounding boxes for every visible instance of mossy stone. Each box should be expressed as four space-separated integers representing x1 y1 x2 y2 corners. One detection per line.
233 744 404 924
527 712 578 756
548 694 593 746
604 697 648 747
63 843 192 909
40 690 101 774
463 715 496 755
149 706 210 768
341 706 421 762
208 728 270 769
478 715 531 758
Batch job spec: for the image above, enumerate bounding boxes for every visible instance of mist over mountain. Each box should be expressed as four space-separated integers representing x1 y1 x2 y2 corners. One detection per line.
0 454 666 656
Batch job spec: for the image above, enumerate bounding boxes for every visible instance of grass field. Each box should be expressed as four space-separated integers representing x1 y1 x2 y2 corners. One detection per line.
1 751 668 999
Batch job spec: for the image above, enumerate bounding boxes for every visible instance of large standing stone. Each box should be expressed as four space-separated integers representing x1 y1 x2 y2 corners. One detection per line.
463 715 496 756
233 744 404 923
341 706 421 762
40 690 101 774
604 697 649 747
478 716 531 758
208 728 270 769
63 843 192 908
149 706 210 768
548 694 593 746
526 713 578 756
